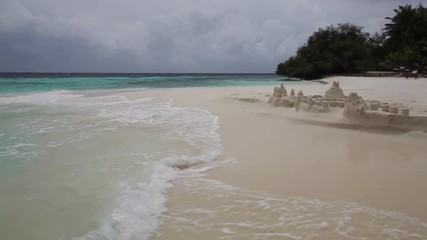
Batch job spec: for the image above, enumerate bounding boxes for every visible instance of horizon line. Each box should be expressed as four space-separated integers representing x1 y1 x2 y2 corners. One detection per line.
0 71 275 74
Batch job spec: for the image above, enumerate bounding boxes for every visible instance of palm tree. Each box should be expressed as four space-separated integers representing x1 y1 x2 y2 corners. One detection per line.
383 4 427 54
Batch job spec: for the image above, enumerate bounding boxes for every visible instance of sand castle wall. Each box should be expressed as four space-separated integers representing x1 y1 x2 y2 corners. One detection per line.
267 81 427 132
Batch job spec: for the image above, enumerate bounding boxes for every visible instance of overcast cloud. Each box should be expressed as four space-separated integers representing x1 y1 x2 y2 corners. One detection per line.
0 0 423 73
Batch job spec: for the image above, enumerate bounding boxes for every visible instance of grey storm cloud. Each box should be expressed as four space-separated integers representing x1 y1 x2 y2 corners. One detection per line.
0 0 423 73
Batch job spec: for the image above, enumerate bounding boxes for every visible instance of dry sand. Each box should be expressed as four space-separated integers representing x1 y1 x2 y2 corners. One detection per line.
123 77 427 239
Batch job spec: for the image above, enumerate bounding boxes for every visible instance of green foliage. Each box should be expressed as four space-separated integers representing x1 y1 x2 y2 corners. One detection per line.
366 32 389 69
384 4 427 51
421 40 427 66
276 3 427 79
276 23 372 79
381 47 418 69
382 3 427 68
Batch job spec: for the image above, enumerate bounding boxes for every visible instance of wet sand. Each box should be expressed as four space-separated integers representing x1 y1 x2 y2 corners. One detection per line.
123 76 427 239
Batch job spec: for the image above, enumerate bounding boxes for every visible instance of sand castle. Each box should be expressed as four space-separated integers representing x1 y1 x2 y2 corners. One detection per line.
267 81 427 131
342 92 427 130
268 84 300 107
269 81 347 113
325 81 345 99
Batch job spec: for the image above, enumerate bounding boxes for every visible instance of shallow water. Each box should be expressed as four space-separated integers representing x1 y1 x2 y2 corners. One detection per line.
153 166 427 240
0 90 222 240
0 73 293 240
0 73 286 94
151 76 427 240
2 76 427 240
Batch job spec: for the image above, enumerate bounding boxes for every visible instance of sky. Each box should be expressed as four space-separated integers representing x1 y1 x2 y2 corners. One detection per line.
0 0 423 73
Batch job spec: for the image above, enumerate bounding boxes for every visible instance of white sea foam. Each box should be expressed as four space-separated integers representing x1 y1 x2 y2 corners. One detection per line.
0 90 82 105
77 97 221 240
155 173 427 239
74 163 177 240
0 90 223 240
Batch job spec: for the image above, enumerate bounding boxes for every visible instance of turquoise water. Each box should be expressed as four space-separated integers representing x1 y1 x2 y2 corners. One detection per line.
0 90 222 240
1 74 427 239
0 73 290 94
0 73 289 239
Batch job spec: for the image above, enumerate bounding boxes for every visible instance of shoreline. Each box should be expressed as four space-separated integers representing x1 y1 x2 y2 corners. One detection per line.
121 76 427 239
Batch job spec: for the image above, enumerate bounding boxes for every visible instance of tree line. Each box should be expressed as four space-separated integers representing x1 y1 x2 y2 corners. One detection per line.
276 4 427 80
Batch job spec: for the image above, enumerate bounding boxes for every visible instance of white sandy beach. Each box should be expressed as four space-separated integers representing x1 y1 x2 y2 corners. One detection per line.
121 76 427 239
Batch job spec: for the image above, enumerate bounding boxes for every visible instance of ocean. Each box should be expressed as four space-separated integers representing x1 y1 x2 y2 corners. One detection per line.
2 74 427 240
0 73 286 94
0 73 284 240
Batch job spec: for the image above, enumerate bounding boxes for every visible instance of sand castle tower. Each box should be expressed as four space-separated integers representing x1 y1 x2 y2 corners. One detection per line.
325 81 345 99
269 84 289 105
277 87 283 98
272 84 287 98
343 92 369 117
280 84 287 97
